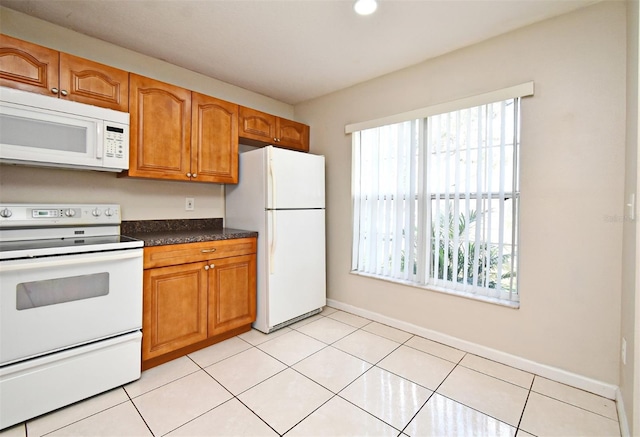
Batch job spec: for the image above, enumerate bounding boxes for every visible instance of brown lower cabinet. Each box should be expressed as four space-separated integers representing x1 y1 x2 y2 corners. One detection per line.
142 238 257 370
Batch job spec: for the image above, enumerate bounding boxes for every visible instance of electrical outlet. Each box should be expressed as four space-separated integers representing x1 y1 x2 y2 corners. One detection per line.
622 337 627 366
185 197 195 211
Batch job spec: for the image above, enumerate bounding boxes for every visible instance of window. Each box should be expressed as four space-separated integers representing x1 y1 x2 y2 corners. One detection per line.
351 89 527 306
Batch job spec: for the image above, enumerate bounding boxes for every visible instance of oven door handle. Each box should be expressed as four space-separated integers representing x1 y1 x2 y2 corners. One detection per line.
0 250 142 272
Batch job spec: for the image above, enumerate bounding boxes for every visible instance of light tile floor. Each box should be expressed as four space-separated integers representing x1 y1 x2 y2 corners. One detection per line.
1 306 621 437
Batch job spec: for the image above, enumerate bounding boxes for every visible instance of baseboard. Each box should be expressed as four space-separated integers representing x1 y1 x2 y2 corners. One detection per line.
616 388 631 437
327 298 618 400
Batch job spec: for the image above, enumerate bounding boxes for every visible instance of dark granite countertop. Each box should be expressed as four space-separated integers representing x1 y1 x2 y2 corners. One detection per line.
121 219 257 247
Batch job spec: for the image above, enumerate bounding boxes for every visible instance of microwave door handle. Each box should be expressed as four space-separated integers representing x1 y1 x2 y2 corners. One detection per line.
96 123 103 160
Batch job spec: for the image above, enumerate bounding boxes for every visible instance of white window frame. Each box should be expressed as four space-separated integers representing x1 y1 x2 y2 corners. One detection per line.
348 83 533 307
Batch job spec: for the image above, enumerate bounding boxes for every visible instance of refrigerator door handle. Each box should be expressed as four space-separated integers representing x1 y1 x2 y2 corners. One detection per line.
268 146 276 208
269 147 277 274
270 210 277 274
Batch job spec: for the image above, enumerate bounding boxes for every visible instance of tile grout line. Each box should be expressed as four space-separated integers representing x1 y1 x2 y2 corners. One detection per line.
426 356 542 430
513 374 537 436
226 315 405 435
282 360 407 436
526 389 620 423
122 384 156 436
295 317 490 431
33 393 140 437
235 332 334 436
307 329 418 435
194 329 385 437
232 396 282 436
153 356 236 436
397 352 467 436
128 398 156 437
174 353 282 436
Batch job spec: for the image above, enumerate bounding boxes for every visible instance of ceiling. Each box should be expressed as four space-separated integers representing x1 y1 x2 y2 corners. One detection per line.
0 0 599 105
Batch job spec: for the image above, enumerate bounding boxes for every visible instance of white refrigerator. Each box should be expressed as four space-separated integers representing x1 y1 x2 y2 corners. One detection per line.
225 146 326 333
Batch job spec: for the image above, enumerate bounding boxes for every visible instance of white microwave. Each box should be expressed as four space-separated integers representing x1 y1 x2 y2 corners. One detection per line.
0 87 129 172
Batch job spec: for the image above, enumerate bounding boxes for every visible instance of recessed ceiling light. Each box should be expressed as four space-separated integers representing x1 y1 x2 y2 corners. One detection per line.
354 0 377 16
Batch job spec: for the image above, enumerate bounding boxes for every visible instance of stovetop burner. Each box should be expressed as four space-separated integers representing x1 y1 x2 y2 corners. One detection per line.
0 203 143 260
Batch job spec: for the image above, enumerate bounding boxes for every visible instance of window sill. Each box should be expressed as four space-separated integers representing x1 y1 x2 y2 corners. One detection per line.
349 270 520 309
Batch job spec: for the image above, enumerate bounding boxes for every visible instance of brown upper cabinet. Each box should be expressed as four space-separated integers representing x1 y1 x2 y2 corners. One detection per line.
239 106 309 152
0 34 129 112
191 92 239 183
1 34 310 177
127 74 238 183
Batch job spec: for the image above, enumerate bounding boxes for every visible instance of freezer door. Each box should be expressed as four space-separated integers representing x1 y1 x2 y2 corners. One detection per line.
265 209 326 328
266 146 325 209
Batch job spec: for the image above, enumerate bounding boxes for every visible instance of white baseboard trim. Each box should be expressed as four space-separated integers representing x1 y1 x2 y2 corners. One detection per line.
616 388 631 437
327 298 619 400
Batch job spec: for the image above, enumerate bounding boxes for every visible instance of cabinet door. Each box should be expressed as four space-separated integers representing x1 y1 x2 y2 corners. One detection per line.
238 106 277 144
191 92 239 183
59 53 129 111
129 74 191 180
276 118 309 152
143 262 208 361
0 34 59 96
207 254 257 337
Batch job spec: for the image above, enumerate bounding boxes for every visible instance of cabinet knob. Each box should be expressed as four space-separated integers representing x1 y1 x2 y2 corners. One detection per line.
192 173 197 178
51 87 59 95
186 172 192 178
204 265 210 270
209 264 215 269
60 89 68 96
201 248 217 253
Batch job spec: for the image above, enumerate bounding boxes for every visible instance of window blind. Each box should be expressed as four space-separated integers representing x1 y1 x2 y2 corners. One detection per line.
351 84 531 305
424 99 519 301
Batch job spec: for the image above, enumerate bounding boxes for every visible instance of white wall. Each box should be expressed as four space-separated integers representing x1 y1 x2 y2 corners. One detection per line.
0 6 293 220
295 2 626 385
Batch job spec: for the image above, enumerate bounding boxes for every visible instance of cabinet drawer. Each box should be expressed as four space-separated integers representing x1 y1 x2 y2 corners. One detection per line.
144 238 257 269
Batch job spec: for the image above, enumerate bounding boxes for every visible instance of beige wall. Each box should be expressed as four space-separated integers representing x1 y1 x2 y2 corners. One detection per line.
621 0 639 433
0 6 293 220
296 2 626 385
0 166 226 220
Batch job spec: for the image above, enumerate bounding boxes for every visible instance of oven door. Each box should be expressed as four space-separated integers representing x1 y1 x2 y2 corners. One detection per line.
0 248 142 365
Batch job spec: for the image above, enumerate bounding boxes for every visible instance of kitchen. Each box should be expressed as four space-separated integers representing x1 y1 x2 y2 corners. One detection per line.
0 1 638 436
0 32 326 429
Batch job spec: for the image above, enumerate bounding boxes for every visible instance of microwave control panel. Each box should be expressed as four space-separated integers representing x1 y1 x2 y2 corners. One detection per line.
104 125 126 159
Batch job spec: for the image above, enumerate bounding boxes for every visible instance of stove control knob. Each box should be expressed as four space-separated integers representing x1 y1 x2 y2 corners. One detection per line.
64 209 76 217
0 208 12 218
104 208 114 217
92 208 102 217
